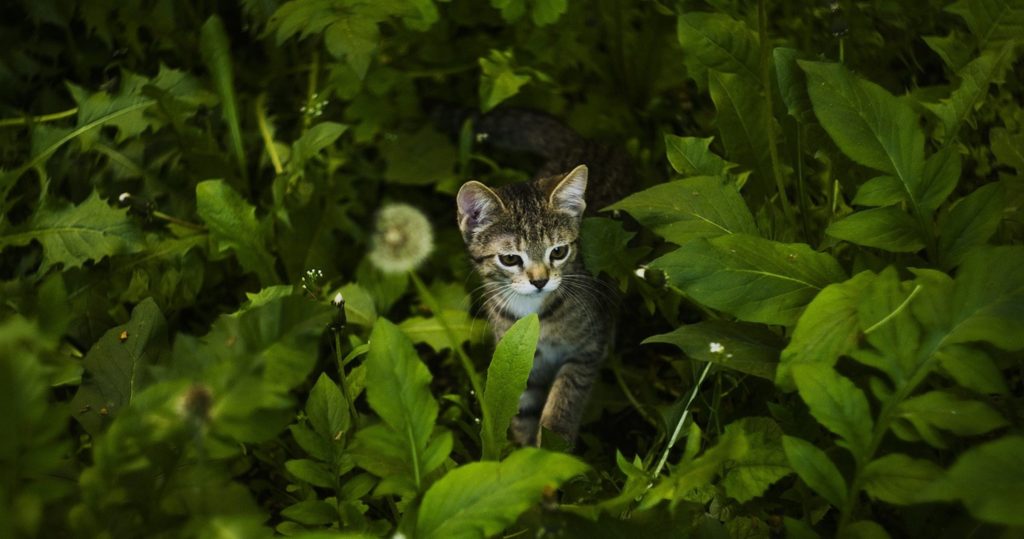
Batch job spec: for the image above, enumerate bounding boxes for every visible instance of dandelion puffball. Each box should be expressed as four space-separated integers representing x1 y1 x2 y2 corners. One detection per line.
368 203 434 273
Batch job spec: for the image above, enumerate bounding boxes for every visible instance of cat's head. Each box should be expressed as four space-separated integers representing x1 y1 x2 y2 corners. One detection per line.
456 165 588 298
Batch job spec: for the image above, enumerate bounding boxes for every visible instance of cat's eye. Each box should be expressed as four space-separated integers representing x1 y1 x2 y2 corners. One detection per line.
549 245 569 261
497 254 522 267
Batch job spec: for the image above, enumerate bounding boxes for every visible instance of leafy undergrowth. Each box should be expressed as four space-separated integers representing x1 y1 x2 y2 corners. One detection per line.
1 0 1023 538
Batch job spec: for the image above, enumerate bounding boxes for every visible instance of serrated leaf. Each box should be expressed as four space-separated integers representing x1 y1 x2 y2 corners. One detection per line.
800 61 927 215
922 435 1024 526
650 234 846 326
946 246 1024 350
196 179 278 286
792 364 874 462
783 435 847 507
938 182 1005 270
925 45 1014 141
200 15 247 182
70 299 167 435
285 459 335 488
644 321 782 380
664 135 737 177
481 314 539 460
0 191 143 274
947 0 1024 53
720 418 791 503
415 448 588 539
479 49 531 113
861 453 943 505
826 206 925 252
778 271 875 390
325 16 379 79
607 176 757 245
579 217 650 289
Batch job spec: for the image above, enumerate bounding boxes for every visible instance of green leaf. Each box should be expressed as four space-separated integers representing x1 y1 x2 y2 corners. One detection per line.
380 126 457 185
200 16 247 184
720 418 791 503
0 191 142 274
677 12 761 88
664 135 737 177
925 45 1014 141
709 70 775 201
644 321 782 380
924 31 974 70
852 176 905 207
946 246 1024 350
325 15 379 79
579 217 650 289
934 344 1009 395
919 147 962 212
778 271 875 390
281 499 337 525
826 206 925 252
773 47 814 123
481 314 539 460
415 447 588 539
853 268 924 385
991 127 1024 170
398 309 485 353
650 234 846 326
354 318 445 496
530 0 567 25
938 182 1005 270
339 283 377 327
792 364 874 462
861 453 942 505
800 61 927 214
307 374 350 441
607 176 757 245
947 0 1024 52
840 521 891 539
70 299 167 435
923 435 1024 526
782 435 847 507
897 390 1008 436
196 179 278 286
479 49 531 113
291 122 347 167
285 459 335 488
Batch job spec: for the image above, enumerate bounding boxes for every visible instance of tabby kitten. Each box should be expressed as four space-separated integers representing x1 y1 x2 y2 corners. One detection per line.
457 164 614 446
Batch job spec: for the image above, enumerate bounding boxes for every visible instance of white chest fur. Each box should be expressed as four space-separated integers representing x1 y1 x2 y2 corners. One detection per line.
505 292 548 318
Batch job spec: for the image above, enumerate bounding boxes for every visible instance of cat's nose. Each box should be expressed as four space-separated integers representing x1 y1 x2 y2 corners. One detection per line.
530 278 548 290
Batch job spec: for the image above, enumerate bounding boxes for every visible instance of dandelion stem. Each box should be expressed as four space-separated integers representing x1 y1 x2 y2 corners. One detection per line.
255 93 284 175
649 360 714 481
334 329 360 429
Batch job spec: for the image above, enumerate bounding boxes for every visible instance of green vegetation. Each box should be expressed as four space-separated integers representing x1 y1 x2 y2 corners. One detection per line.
1 0 1022 537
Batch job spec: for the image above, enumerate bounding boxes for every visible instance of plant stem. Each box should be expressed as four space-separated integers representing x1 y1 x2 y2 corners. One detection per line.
255 93 284 175
758 0 798 232
408 271 488 422
334 329 360 429
650 360 714 480
303 50 320 132
0 107 78 127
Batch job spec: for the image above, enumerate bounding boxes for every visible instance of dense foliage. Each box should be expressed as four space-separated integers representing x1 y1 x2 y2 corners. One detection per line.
1 0 1023 537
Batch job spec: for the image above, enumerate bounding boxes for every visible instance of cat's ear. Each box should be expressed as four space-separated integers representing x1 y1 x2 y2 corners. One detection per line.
457 181 505 237
548 164 588 218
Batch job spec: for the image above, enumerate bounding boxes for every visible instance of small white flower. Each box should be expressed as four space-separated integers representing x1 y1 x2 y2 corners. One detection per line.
709 342 725 354
634 266 647 279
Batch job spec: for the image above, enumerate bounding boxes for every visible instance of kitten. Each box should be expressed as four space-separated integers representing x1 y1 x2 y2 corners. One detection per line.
456 163 616 447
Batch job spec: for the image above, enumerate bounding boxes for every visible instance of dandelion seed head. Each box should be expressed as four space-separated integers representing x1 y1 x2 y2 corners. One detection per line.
368 203 434 273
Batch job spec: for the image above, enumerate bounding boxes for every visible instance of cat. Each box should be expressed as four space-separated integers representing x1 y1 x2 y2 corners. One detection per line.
454 109 632 447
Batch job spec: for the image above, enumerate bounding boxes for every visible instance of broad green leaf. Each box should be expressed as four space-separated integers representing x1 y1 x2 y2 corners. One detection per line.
792 364 874 462
782 435 847 507
339 283 377 327
919 147 962 212
481 314 539 460
415 448 588 539
285 459 334 488
924 31 974 70
398 309 485 352
861 453 943 505
325 15 379 79
773 47 814 123
709 70 775 202
70 299 167 435
800 61 927 214
853 267 924 385
826 206 925 252
306 374 350 441
925 45 1014 141
938 182 1005 270
281 499 337 525
608 176 757 245
778 271 875 390
479 49 531 113
934 344 1009 395
0 191 142 274
380 126 457 185
840 521 891 539
650 234 846 326
291 122 347 167
852 176 905 207
664 134 737 177
677 12 760 88
67 82 152 149
947 0 1024 52
579 217 650 289
946 246 1024 350
530 0 568 25
897 390 1007 436
991 127 1024 170
196 179 278 286
923 435 1024 526
644 321 782 380
719 418 791 503
200 16 247 183
354 319 445 495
